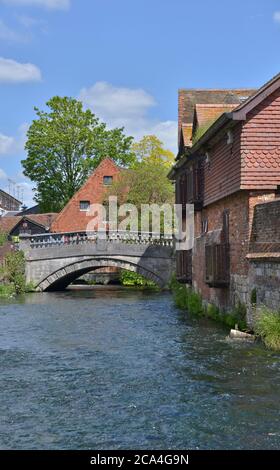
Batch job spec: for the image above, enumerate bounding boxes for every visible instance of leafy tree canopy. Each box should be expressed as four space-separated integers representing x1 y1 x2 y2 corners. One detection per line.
105 138 174 208
132 135 175 167
22 96 135 212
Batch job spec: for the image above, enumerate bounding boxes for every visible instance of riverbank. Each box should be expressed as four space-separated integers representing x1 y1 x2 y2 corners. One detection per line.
170 278 280 351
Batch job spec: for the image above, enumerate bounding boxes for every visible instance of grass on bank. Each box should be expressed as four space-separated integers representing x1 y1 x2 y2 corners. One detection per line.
119 270 159 289
255 308 280 351
170 276 247 331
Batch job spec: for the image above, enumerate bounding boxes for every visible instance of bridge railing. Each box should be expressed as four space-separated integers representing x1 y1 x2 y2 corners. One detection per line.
21 230 174 249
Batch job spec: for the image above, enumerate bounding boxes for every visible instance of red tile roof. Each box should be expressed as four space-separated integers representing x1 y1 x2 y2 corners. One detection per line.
0 213 58 235
194 103 237 128
181 124 193 147
179 88 256 126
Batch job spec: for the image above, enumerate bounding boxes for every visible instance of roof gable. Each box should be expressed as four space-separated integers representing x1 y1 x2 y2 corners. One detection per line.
231 72 280 120
52 157 122 230
0 213 57 235
179 88 256 126
194 103 237 127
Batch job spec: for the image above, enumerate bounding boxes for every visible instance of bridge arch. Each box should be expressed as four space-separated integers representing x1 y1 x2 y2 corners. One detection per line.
36 257 165 291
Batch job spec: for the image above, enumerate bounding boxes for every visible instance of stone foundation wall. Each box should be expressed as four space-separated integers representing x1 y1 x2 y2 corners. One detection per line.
248 259 280 312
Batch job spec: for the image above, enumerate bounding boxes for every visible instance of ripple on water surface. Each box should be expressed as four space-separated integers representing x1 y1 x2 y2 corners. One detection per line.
0 287 280 450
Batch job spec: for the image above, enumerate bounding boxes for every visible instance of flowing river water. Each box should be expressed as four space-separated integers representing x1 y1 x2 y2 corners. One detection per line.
0 286 280 450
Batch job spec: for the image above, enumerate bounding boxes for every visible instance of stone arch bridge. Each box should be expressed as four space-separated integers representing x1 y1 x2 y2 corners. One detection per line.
19 231 175 291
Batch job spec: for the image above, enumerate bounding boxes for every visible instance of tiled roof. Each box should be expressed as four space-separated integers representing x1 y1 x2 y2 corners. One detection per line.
181 124 193 147
179 88 256 126
194 104 237 128
0 213 58 234
26 213 58 227
0 216 21 233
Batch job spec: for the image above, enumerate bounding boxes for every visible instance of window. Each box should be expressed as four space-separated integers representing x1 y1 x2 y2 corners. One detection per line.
227 130 234 145
201 218 208 234
80 200 90 211
103 176 113 186
205 210 230 287
176 249 192 284
205 243 230 287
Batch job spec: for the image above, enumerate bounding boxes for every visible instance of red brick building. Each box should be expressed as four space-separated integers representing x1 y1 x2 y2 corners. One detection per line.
51 157 122 233
169 73 280 311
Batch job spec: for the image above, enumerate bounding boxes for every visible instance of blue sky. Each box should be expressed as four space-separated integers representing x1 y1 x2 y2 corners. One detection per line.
0 0 280 206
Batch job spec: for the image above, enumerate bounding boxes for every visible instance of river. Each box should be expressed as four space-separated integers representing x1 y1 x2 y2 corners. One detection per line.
0 286 280 450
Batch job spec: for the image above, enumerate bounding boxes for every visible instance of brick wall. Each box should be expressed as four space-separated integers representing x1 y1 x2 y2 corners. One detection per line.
192 190 276 310
193 191 248 308
250 198 280 252
51 158 121 233
203 123 243 206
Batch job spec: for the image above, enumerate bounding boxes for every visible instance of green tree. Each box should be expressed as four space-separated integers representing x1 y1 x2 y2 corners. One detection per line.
104 150 175 233
105 157 174 207
2 251 26 295
22 96 135 212
132 135 175 167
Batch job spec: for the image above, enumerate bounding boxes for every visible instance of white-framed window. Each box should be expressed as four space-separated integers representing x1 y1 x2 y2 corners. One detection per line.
80 200 90 211
103 176 113 186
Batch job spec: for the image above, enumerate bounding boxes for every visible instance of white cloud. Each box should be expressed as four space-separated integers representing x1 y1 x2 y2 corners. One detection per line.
273 11 280 23
0 57 42 83
0 168 8 180
0 18 28 42
79 82 156 122
0 123 28 156
16 179 35 207
0 133 17 155
1 0 70 10
17 14 42 28
79 82 177 153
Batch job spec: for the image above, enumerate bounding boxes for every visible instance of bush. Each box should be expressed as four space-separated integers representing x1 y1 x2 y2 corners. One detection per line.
3 251 26 295
171 278 203 316
230 301 247 331
187 290 204 316
173 284 189 310
255 308 280 351
206 303 220 321
25 282 37 293
0 231 8 247
170 276 248 330
119 270 158 288
0 284 15 298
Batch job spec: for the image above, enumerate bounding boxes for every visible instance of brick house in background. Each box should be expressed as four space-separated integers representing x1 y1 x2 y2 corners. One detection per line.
51 157 122 233
169 72 280 312
0 213 57 265
0 213 58 239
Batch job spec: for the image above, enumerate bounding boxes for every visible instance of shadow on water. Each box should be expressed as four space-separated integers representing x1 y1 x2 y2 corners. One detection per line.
0 286 280 450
